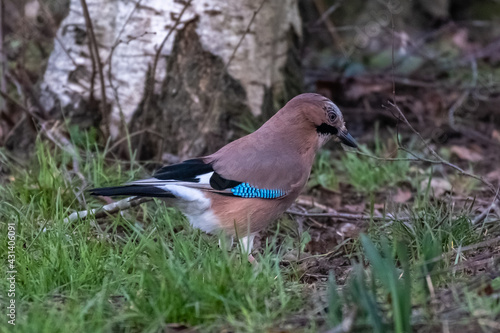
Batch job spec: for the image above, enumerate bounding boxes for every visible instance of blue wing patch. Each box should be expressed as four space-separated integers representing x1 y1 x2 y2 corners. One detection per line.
231 183 286 199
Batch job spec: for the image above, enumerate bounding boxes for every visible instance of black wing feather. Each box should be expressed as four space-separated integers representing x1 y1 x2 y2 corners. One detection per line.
153 158 213 182
90 159 244 198
89 185 175 198
209 172 241 190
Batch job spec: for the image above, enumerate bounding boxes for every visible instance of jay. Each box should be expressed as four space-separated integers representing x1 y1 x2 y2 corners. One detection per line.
90 93 357 257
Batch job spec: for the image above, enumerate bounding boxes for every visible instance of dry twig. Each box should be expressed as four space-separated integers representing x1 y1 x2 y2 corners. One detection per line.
383 8 498 225
137 0 193 157
64 197 153 224
389 101 496 194
186 0 267 154
286 209 406 222
312 0 346 56
288 197 410 222
80 0 109 137
472 188 500 225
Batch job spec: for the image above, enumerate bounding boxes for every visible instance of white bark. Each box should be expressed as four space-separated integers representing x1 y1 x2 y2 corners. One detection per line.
40 0 301 138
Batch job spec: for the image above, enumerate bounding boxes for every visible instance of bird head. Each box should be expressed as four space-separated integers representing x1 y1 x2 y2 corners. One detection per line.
290 93 358 149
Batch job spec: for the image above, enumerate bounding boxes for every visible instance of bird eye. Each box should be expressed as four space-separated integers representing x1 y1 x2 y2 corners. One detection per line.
328 113 337 122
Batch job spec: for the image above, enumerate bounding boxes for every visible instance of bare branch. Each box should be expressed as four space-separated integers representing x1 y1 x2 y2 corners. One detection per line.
151 1 193 93
80 0 109 137
472 188 500 225
288 197 410 222
187 0 267 154
64 197 152 224
312 0 346 55
389 100 496 194
137 0 193 157
286 209 407 222
105 0 148 157
384 8 497 225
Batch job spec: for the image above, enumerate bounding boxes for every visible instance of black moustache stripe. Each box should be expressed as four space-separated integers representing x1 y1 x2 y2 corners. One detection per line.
316 123 338 135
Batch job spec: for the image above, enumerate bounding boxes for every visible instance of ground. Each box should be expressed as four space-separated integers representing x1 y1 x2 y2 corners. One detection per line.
1 1 500 332
0 111 499 332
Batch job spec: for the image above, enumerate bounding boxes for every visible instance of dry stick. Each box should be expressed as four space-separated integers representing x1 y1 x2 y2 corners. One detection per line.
291 196 410 222
1 74 43 145
105 0 146 158
447 59 498 146
390 101 496 193
103 0 144 66
313 0 344 26
0 90 42 122
286 209 408 222
449 59 500 147
80 0 109 138
0 84 86 202
351 149 431 162
150 1 192 94
137 0 193 158
472 188 500 225
106 128 164 155
422 255 499 282
35 0 79 68
186 0 267 154
64 197 153 224
448 59 476 131
41 122 82 174
41 121 88 204
385 9 499 223
312 0 346 56
389 101 499 223
9 67 47 118
1 87 86 203
386 13 494 193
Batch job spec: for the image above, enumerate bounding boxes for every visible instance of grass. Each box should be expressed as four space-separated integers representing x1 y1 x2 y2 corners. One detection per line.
309 127 411 194
323 186 498 332
341 146 410 194
308 134 499 332
340 127 411 194
309 150 340 191
0 139 307 332
1 135 499 332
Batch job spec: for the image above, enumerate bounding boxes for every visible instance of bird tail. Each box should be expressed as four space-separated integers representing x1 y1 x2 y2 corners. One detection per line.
89 185 174 198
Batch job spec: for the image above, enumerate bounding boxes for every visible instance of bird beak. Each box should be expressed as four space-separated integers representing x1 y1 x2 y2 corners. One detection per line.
338 130 358 148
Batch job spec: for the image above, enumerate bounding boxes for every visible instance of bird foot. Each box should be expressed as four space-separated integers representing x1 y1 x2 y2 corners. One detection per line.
248 253 258 266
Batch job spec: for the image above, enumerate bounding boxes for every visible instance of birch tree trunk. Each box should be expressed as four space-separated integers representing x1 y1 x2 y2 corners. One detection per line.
39 0 302 160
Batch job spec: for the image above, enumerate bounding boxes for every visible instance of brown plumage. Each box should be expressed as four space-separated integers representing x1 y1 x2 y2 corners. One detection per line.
90 93 357 253
203 93 355 237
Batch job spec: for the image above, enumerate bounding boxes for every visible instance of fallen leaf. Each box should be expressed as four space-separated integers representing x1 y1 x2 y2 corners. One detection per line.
392 188 412 203
420 178 452 197
492 129 500 143
337 223 360 239
343 203 365 213
450 145 483 162
486 169 500 184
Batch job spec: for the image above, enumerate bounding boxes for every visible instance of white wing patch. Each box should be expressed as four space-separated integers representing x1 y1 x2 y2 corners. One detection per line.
195 172 214 184
158 184 222 234
127 172 214 187
126 172 222 234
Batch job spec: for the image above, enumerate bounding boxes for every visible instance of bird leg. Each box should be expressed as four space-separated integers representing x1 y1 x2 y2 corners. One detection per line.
248 253 257 264
218 236 234 251
239 234 257 265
